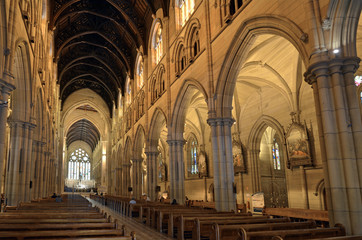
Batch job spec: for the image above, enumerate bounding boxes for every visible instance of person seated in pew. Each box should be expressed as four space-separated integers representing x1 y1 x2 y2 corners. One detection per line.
55 195 63 202
171 199 177 205
129 198 136 204
51 193 57 198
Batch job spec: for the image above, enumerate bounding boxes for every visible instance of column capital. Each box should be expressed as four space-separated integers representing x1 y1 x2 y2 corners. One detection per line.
166 139 186 146
0 78 15 108
304 57 360 85
207 117 235 127
0 77 15 93
8 120 36 129
131 158 143 163
144 151 159 157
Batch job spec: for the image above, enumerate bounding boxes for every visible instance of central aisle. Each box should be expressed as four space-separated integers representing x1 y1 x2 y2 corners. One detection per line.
87 196 172 240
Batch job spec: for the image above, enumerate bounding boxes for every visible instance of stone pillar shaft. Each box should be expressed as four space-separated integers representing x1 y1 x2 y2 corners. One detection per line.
207 118 236 212
0 80 15 195
305 57 362 235
122 163 131 196
167 140 185 205
145 151 158 201
132 158 143 199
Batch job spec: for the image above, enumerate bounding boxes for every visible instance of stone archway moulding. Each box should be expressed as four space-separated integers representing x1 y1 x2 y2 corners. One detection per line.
214 15 309 119
169 78 208 140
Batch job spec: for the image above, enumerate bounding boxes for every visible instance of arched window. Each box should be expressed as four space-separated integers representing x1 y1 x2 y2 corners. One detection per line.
136 54 144 90
190 29 200 58
177 0 195 26
188 135 199 176
68 148 91 180
151 76 158 103
126 76 131 106
153 23 163 64
229 0 244 15
177 45 187 74
118 93 123 118
159 68 165 93
272 138 281 170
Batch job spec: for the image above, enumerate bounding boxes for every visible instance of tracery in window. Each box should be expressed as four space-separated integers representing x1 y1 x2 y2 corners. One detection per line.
68 148 91 180
159 69 165 93
190 30 200 58
151 77 158 104
126 76 132 106
153 24 163 64
229 0 243 15
177 45 187 73
136 55 144 90
188 135 199 175
272 139 281 170
178 0 195 26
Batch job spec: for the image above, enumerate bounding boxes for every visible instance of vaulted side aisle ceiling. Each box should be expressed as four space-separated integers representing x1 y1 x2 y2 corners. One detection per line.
50 0 169 116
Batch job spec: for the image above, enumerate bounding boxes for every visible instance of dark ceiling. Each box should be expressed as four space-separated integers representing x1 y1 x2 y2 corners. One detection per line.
51 0 169 116
66 118 101 150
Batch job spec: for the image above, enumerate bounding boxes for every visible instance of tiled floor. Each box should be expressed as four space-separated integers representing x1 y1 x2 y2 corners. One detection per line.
87 197 173 240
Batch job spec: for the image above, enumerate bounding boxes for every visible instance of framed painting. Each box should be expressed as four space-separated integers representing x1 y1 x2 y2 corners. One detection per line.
285 122 312 168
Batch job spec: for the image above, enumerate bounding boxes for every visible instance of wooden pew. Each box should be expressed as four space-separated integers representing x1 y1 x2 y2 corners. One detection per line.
0 222 117 231
153 206 214 230
239 223 345 240
0 194 137 240
0 218 110 224
209 220 315 240
194 217 290 240
263 207 329 226
0 212 106 219
297 236 362 240
174 213 253 240
0 229 129 239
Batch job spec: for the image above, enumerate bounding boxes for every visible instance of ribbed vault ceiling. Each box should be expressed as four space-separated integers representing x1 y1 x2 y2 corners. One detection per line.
66 119 100 150
51 0 169 116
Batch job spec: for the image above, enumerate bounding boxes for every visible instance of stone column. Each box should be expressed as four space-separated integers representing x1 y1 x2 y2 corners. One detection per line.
305 57 362 235
36 142 45 199
5 120 29 205
0 80 15 194
42 151 50 198
132 158 143 199
24 122 35 201
122 163 131 197
145 151 158 201
30 141 40 200
115 167 122 195
207 118 236 212
167 140 185 205
300 166 309 209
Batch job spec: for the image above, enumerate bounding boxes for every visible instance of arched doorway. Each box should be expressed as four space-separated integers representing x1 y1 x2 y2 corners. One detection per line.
259 126 288 208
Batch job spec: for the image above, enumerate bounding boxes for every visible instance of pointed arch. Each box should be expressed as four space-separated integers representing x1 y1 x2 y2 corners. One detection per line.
326 0 362 57
215 15 308 118
148 107 167 152
133 124 146 159
169 79 208 140
11 40 32 121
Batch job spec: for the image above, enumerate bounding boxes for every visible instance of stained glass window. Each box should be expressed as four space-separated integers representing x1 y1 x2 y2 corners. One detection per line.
137 55 144 90
355 75 362 86
68 148 91 180
190 136 199 175
178 0 195 26
154 25 163 64
272 139 281 170
126 76 131 106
